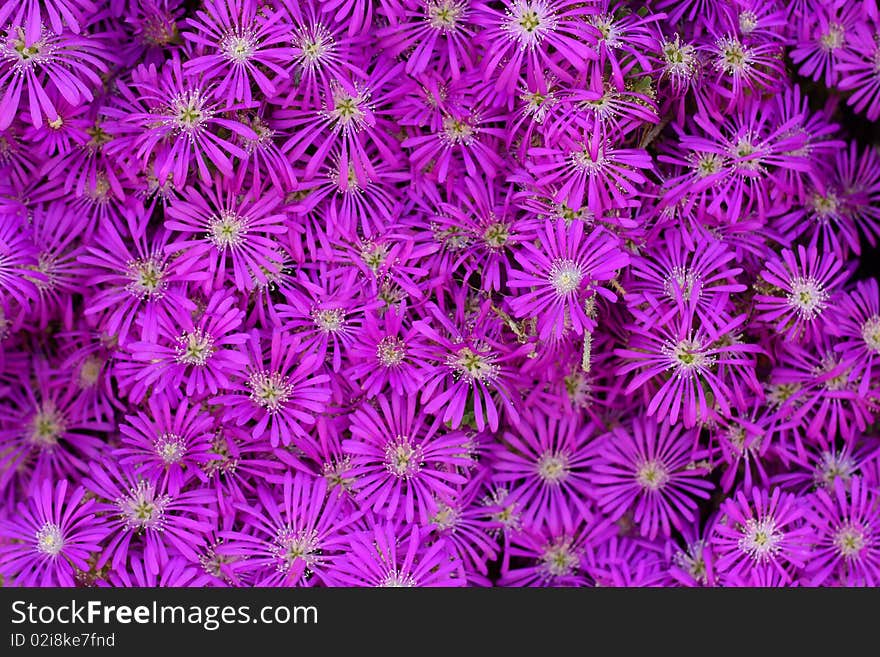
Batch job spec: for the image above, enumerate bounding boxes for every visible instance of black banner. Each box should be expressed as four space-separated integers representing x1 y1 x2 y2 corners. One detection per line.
0 587 876 653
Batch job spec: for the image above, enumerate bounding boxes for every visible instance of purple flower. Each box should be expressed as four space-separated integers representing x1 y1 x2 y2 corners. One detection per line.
473 0 598 96
123 288 249 398
214 329 331 448
0 479 109 586
84 462 216 575
220 472 359 586
415 301 525 431
335 519 465 587
804 476 880 586
499 515 614 587
490 410 595 533
103 53 255 186
591 417 713 539
755 245 849 342
615 305 761 427
0 23 112 130
343 392 472 524
711 487 812 585
183 0 293 106
508 219 628 340
165 176 289 292
115 394 215 495
838 23 880 121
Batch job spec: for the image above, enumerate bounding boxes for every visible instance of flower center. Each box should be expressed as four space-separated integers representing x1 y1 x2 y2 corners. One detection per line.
738 11 758 34
78 355 103 388
860 316 880 353
327 84 369 131
673 540 708 583
8 27 53 67
35 522 65 556
360 242 389 271
117 480 170 531
247 371 293 412
482 221 510 248
737 517 784 563
548 258 583 296
427 0 467 32
384 436 424 479
636 459 670 491
662 34 697 80
663 265 700 301
381 569 417 587
376 336 407 367
504 1 557 49
664 338 714 375
814 450 856 489
311 308 346 333
440 115 477 146
270 526 319 572
715 36 751 73
820 23 845 51
294 24 335 70
322 457 356 492
169 90 212 133
208 211 248 250
537 450 570 485
694 152 724 177
833 524 867 559
125 256 168 299
570 146 606 174
810 191 840 220
220 29 257 63
28 404 66 448
174 328 215 366
786 276 828 320
154 432 187 464
446 344 500 383
539 538 579 580
431 503 461 531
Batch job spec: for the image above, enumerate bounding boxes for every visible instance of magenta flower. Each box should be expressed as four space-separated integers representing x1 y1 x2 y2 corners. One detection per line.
78 223 200 347
804 476 880 586
378 1 477 79
490 410 596 533
755 245 849 342
84 463 216 575
165 176 288 292
838 24 880 121
124 288 249 398
0 22 112 130
335 520 465 587
499 516 615 587
508 219 628 340
220 472 359 586
627 227 746 332
591 417 713 539
347 304 431 397
0 479 109 586
415 301 525 431
214 330 331 448
103 53 255 186
343 392 472 524
115 394 215 495
615 305 761 427
473 0 598 95
711 487 812 585
833 279 880 389
527 131 654 213
183 0 293 106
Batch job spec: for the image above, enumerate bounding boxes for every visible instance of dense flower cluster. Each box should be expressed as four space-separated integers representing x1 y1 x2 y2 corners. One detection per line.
2 0 880 588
